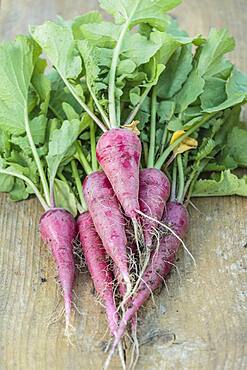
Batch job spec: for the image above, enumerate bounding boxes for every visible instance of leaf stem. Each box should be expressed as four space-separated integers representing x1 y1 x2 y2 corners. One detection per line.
71 159 87 212
171 162 177 201
49 180 56 208
116 94 121 126
147 87 157 168
154 113 216 170
90 121 98 172
76 142 93 175
143 142 149 168
0 169 49 211
24 107 50 206
160 125 169 154
108 2 140 128
124 85 152 126
177 154 185 203
57 171 69 186
59 72 107 132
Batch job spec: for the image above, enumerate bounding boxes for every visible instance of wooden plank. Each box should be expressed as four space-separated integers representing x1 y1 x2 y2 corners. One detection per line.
0 1 247 370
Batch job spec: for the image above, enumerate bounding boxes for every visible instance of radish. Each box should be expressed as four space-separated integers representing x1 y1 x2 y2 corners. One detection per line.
77 211 118 335
107 201 189 355
40 208 76 329
83 171 131 294
96 128 142 220
139 168 170 247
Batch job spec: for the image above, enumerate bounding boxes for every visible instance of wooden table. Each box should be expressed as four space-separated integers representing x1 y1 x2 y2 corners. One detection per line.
0 1 246 369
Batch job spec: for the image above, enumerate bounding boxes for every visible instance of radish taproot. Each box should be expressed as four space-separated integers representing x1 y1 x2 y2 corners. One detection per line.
83 171 131 294
40 208 76 328
77 211 118 335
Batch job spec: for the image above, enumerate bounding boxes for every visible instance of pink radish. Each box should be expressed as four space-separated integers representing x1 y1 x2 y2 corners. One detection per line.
77 212 118 335
39 208 76 328
83 171 131 293
139 168 170 247
96 128 142 220
109 201 189 353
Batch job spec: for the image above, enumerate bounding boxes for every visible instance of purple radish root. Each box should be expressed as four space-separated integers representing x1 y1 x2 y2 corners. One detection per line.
83 171 132 297
39 208 76 332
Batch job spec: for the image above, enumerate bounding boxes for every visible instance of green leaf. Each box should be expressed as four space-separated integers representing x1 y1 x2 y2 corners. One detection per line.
0 36 39 134
6 157 38 184
99 0 182 29
9 178 29 201
31 21 82 79
174 68 205 113
121 32 162 66
71 11 103 39
31 57 51 115
46 119 81 186
54 178 77 216
157 45 193 99
129 87 141 106
0 131 11 157
167 117 183 131
117 59 136 75
0 173 14 192
158 101 175 122
62 102 80 121
221 126 247 168
195 138 215 162
29 115 47 145
48 70 82 120
151 30 203 66
200 77 227 110
192 170 247 197
203 68 247 112
78 40 103 95
205 57 233 79
197 28 235 76
80 21 121 46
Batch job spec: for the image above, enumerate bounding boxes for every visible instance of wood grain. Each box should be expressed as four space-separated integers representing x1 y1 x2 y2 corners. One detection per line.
0 1 247 370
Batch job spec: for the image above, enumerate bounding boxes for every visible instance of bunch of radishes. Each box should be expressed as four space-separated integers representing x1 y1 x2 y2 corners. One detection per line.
1 0 247 368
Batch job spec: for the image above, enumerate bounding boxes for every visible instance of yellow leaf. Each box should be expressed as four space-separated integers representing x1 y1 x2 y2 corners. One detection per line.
174 137 198 155
170 130 185 144
124 120 140 135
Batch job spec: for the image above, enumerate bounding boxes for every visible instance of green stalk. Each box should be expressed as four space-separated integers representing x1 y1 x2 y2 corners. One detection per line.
154 113 216 170
108 1 141 128
71 159 87 212
24 107 50 206
0 169 48 211
59 72 107 132
116 94 121 126
147 87 157 168
124 85 152 126
185 160 208 203
177 154 185 203
143 142 149 168
76 142 93 175
160 125 168 154
171 162 177 201
57 171 67 183
90 121 97 172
